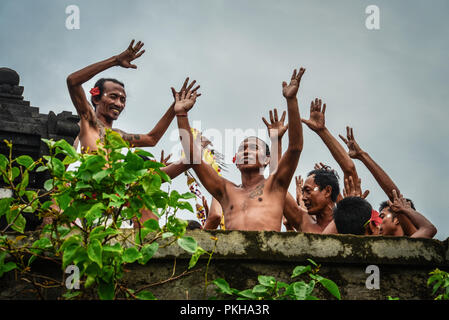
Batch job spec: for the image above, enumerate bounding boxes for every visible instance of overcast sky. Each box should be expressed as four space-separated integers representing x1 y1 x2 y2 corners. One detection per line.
1 0 448 239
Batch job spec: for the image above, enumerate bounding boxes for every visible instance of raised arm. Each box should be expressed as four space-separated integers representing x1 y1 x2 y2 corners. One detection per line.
116 78 200 147
388 190 437 239
67 40 145 123
262 108 288 174
203 197 223 230
302 100 358 182
283 192 323 233
173 85 229 202
271 68 305 190
339 126 417 235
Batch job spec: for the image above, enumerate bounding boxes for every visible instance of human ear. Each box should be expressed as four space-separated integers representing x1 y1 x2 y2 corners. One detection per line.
324 185 333 199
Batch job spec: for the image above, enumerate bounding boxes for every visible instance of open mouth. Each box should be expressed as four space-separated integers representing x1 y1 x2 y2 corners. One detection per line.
303 201 311 210
109 106 123 115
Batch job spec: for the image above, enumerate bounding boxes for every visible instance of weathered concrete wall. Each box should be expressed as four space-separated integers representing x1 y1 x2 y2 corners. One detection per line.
1 230 448 300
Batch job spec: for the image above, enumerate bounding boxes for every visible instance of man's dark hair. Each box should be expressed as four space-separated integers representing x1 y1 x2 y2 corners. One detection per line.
379 198 416 213
91 78 125 110
307 168 340 202
186 220 202 230
243 136 270 157
334 196 372 235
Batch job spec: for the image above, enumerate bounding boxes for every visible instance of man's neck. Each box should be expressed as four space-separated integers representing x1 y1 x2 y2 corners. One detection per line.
393 226 405 237
97 113 113 129
315 202 335 228
240 169 265 188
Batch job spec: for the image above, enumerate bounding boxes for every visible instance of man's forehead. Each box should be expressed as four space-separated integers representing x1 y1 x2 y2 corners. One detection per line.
103 81 126 95
304 175 317 187
240 137 264 147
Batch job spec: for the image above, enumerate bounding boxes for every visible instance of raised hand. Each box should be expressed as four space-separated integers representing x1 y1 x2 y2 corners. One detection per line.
172 77 201 101
115 40 145 69
339 126 364 159
387 190 411 213
172 85 200 115
282 67 306 99
262 108 288 139
343 175 369 199
301 98 326 132
295 175 307 209
160 150 172 166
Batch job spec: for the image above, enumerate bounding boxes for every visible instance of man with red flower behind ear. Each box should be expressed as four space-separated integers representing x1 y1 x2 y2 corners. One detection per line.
66 40 199 156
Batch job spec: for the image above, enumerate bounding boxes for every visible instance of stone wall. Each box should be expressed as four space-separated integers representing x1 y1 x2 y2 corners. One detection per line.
1 230 448 300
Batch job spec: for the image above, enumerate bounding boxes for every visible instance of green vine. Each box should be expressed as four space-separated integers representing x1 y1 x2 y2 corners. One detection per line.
0 130 207 300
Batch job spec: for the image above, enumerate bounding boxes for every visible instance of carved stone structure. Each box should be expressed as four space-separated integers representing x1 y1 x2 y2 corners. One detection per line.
0 67 80 229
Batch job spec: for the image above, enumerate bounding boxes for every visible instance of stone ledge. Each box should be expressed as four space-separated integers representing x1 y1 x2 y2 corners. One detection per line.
154 230 449 267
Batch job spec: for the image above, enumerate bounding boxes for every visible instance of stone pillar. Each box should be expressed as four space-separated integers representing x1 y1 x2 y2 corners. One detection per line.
0 67 80 230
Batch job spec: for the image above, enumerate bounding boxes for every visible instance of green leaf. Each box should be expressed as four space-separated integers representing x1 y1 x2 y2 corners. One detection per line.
177 236 197 254
6 210 26 233
291 281 309 300
177 201 194 213
307 258 318 267
92 169 112 183
136 290 157 300
55 139 79 159
143 218 160 232
134 149 154 158
84 203 106 225
103 243 123 256
0 154 8 171
75 181 92 191
0 198 12 217
90 226 120 242
180 192 196 200
97 280 115 300
188 246 207 269
252 284 269 295
62 244 82 269
258 275 276 288
35 165 48 172
139 242 159 265
310 274 341 300
16 155 35 170
11 167 20 180
87 239 103 268
162 232 174 239
32 237 52 250
42 138 55 149
291 265 312 278
56 191 72 210
44 179 55 191
104 130 129 149
236 289 257 300
123 247 142 263
62 291 82 300
213 278 233 295
51 157 65 177
59 235 82 253
0 262 17 277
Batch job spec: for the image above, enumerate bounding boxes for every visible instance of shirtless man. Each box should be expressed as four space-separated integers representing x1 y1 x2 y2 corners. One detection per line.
66 40 197 226
66 40 199 176
339 126 417 235
174 68 305 231
67 40 198 154
379 190 436 238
